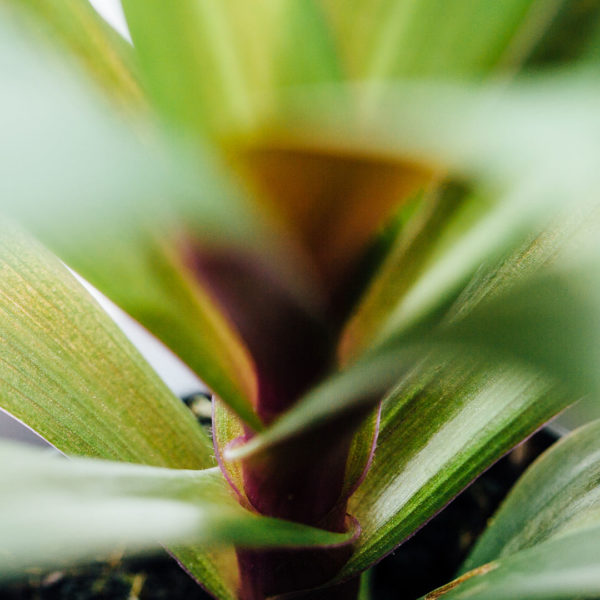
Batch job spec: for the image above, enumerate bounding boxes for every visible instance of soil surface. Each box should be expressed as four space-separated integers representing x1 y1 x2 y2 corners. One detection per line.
1 429 556 600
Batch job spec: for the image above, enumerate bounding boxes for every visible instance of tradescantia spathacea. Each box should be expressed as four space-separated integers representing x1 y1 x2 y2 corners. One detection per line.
1 1 600 598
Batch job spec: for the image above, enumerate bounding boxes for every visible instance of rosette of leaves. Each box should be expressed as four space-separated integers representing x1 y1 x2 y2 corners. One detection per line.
1 1 600 599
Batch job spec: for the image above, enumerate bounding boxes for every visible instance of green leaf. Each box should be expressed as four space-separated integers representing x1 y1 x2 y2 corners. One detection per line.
228 232 600 461
462 419 600 574
57 223 263 432
1 0 143 108
0 442 353 580
277 75 600 352
340 359 567 579
339 182 486 364
422 525 600 599
426 420 600 599
121 0 342 139
323 0 563 79
432 255 600 399
170 546 239 600
0 11 264 428
0 222 212 468
358 569 374 600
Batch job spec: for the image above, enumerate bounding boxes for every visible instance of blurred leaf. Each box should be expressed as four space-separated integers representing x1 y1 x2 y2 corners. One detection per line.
121 0 342 139
431 256 600 398
0 11 265 427
358 569 373 600
422 524 600 599
462 419 600 574
227 238 600 464
1 0 143 108
236 143 429 292
276 75 600 349
339 182 483 363
524 0 600 68
58 224 262 432
0 222 213 468
0 443 352 580
323 0 563 79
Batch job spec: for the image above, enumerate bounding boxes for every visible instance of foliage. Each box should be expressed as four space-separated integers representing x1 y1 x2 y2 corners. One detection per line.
0 1 600 598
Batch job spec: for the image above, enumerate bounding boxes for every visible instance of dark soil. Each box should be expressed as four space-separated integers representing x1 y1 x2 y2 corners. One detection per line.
0 554 212 600
0 428 556 600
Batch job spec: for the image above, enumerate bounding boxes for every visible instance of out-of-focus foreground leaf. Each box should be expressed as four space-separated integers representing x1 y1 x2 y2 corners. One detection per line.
422 420 600 599
322 0 563 79
0 223 245 597
227 246 596 461
227 231 600 581
0 0 143 108
0 9 264 428
227 73 600 458
0 443 352 580
120 0 342 139
275 75 600 358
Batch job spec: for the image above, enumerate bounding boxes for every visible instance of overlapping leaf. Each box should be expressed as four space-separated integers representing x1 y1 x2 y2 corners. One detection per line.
270 75 600 352
1 0 143 108
341 359 567 579
423 421 600 599
121 0 342 139
0 10 267 427
0 222 212 468
461 419 600 573
423 526 600 600
0 442 352 580
226 251 597 461
322 0 563 79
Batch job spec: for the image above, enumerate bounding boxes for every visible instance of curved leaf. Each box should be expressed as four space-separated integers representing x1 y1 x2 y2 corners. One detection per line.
228 239 600 462
272 75 600 347
341 359 566 578
462 419 600 573
422 525 600 600
0 11 264 427
121 0 342 139
0 222 212 468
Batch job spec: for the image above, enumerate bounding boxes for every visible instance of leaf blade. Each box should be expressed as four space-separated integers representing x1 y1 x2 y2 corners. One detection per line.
0 443 352 580
0 11 263 427
0 222 212 469
462 419 600 573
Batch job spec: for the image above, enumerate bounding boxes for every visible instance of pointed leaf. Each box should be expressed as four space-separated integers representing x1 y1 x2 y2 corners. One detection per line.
278 75 600 350
422 525 600 600
462 419 600 573
432 255 600 399
121 0 342 139
227 243 600 467
341 359 567 578
0 222 212 468
0 11 263 427
0 443 352 580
